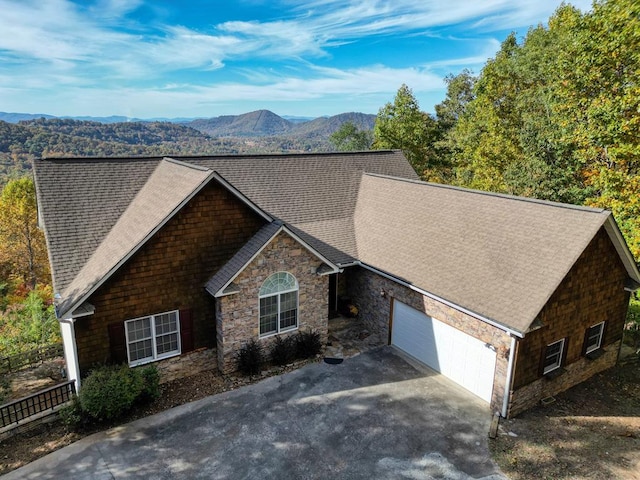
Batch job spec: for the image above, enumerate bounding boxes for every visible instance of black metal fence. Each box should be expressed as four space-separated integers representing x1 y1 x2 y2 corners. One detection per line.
0 380 76 428
0 344 64 374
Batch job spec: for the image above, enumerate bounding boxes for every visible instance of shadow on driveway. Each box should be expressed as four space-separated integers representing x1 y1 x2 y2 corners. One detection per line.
3 347 507 480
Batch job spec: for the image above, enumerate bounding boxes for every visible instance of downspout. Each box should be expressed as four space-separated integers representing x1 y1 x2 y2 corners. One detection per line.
501 335 518 418
58 317 81 390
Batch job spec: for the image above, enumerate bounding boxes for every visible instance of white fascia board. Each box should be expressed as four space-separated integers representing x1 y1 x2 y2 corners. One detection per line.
71 302 95 318
280 226 340 275
59 169 219 319
355 261 525 338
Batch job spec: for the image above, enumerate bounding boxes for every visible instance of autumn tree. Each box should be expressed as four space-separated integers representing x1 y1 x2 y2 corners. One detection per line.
438 0 640 259
0 177 50 288
558 0 640 259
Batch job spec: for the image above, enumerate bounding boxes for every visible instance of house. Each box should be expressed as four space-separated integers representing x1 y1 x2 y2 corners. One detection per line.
33 151 640 417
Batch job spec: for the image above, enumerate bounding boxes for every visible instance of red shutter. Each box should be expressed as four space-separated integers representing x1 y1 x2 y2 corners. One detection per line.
561 337 569 365
180 308 194 353
108 322 127 364
581 328 591 355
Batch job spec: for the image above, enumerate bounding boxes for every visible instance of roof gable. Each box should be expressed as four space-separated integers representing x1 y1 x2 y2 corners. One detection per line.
353 174 617 334
205 221 340 298
57 158 215 317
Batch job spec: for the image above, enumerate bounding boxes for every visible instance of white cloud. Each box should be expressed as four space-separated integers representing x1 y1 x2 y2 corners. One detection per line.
0 0 593 116
0 64 444 117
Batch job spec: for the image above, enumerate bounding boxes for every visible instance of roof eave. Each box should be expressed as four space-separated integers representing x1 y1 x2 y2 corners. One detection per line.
353 261 525 338
211 171 273 223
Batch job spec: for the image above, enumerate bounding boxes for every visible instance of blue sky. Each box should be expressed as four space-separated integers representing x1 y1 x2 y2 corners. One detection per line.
0 0 592 119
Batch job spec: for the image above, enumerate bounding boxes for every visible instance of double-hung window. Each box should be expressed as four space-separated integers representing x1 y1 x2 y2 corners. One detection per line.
125 310 180 366
259 272 298 337
543 338 565 375
585 322 605 354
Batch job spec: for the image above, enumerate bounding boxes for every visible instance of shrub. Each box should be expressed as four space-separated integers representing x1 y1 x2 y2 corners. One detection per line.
139 365 161 402
58 396 88 430
78 364 145 422
237 339 263 376
270 336 296 366
295 331 322 359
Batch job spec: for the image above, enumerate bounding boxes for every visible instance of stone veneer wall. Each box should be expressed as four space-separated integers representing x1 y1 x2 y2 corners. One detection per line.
345 266 512 413
153 348 217 384
216 232 329 373
508 340 620 416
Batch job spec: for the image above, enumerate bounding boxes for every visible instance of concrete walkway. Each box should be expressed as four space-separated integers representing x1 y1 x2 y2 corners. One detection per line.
3 348 507 480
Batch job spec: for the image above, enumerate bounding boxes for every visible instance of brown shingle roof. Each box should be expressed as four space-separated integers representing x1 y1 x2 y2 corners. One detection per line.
34 151 415 297
56 158 215 317
353 174 617 334
34 152 639 334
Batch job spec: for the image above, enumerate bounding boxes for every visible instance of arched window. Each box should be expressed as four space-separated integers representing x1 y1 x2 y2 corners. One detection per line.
259 272 298 337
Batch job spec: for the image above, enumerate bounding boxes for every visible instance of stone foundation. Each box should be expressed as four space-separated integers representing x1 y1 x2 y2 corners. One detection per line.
153 348 218 384
508 341 620 417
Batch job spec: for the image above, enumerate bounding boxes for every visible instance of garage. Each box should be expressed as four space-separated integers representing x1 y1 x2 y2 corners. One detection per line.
391 301 497 403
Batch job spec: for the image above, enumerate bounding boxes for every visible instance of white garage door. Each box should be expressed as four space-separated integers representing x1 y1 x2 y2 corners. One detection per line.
392 301 496 403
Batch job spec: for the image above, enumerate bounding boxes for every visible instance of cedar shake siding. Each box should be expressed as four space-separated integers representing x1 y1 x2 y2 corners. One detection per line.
509 227 631 415
73 181 265 373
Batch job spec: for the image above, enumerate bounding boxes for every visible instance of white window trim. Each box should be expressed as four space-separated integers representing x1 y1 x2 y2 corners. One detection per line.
124 310 181 367
585 321 605 354
258 273 299 338
543 338 565 375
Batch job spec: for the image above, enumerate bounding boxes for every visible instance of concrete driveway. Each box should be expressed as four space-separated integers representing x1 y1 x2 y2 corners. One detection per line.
3 348 507 480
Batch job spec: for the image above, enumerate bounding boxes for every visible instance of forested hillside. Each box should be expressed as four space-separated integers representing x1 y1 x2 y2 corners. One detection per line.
0 112 376 184
374 0 640 260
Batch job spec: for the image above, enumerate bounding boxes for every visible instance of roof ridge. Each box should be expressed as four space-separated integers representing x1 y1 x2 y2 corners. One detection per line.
162 157 211 172
362 172 608 215
38 150 401 162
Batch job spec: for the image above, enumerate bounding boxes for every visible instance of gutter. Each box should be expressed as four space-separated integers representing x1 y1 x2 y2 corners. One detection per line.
339 261 524 339
501 335 518 418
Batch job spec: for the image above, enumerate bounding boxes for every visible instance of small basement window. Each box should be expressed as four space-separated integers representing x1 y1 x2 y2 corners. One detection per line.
125 310 180 366
543 338 565 375
585 322 605 355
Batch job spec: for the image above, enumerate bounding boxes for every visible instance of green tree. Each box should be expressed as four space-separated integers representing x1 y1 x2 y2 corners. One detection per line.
558 0 640 259
0 177 50 288
329 122 373 151
373 84 442 180
0 285 60 356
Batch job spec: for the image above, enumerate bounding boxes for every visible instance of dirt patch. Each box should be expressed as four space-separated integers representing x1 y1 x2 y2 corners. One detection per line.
3 357 66 401
0 359 318 475
491 358 640 480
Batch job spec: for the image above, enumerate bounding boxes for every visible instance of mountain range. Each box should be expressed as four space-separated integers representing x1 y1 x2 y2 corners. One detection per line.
0 110 377 182
0 110 375 138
